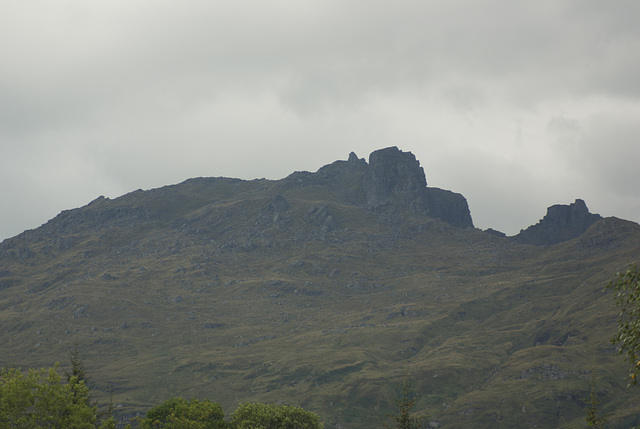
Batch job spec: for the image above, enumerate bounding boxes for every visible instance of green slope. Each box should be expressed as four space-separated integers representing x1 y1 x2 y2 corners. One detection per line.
1 175 639 428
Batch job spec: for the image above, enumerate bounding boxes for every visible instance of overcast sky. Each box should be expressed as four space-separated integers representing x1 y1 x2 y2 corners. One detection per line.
1 0 639 241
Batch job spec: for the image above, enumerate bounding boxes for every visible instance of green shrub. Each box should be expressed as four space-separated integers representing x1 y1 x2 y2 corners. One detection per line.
229 402 323 429
140 397 225 429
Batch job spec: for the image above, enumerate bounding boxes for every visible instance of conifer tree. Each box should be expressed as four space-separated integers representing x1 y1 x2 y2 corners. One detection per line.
584 374 607 428
385 377 426 429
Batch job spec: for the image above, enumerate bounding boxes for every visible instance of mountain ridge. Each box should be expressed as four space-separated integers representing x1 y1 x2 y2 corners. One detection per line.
1 146 602 248
1 147 639 428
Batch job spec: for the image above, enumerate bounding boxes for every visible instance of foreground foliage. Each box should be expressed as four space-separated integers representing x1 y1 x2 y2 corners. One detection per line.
228 402 323 429
139 398 323 428
608 262 640 385
139 397 225 429
0 364 104 428
0 361 322 428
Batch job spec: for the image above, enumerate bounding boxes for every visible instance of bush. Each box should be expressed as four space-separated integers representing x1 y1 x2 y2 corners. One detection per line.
229 402 323 429
139 397 225 429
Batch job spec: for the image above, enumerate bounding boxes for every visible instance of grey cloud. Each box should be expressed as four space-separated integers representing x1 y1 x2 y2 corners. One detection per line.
4 1 639 119
572 114 640 198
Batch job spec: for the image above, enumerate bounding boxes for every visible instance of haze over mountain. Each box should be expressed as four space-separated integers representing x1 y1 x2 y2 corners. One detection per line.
1 147 639 428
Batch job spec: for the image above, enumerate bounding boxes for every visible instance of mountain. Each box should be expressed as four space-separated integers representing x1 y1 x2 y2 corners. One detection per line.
1 147 639 428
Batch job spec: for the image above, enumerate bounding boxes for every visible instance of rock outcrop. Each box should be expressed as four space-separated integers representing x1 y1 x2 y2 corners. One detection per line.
512 199 602 245
362 146 473 228
424 187 473 229
363 146 428 211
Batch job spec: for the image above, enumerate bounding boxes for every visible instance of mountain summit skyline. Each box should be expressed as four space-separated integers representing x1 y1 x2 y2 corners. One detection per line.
2 147 607 246
1 146 638 427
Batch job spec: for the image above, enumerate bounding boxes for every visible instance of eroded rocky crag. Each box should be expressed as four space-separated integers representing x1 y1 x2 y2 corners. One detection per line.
310 146 474 228
512 199 602 245
362 147 473 229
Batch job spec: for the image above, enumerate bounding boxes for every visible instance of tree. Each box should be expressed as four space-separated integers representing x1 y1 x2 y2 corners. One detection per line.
585 379 607 428
583 357 608 429
66 343 92 409
0 364 97 428
66 343 88 385
384 377 426 429
229 402 323 429
607 262 640 385
139 397 225 429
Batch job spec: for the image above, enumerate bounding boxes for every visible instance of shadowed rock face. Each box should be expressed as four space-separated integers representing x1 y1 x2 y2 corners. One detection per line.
512 199 602 245
363 146 428 210
424 187 473 229
277 146 473 228
362 146 473 228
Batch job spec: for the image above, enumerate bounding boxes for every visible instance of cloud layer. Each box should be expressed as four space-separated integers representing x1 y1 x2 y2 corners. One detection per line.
2 0 639 239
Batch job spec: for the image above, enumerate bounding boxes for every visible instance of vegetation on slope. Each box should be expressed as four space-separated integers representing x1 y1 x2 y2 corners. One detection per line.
1 162 640 427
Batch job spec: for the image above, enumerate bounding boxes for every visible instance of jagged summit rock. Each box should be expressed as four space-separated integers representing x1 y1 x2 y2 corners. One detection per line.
512 199 602 245
347 151 362 164
362 147 473 228
278 146 473 228
363 146 428 210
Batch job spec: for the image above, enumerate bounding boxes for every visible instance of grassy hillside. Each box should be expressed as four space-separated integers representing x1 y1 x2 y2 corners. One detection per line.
1 175 639 428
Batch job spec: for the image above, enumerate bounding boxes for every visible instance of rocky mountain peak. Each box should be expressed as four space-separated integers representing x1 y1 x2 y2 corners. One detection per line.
363 146 427 210
347 151 361 164
512 199 602 245
361 147 473 228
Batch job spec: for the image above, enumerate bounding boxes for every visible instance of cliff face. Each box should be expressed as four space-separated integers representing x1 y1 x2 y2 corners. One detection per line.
278 146 474 229
362 146 473 228
424 187 473 230
512 199 602 245
363 146 428 211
